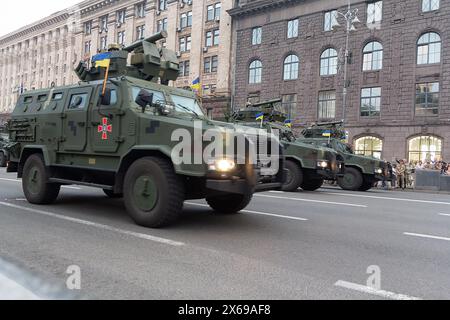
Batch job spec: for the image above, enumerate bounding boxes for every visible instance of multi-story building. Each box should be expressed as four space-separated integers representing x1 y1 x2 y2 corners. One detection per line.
0 0 233 125
229 0 450 162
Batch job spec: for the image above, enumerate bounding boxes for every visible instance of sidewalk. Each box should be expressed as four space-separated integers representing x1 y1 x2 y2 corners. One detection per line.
321 185 450 195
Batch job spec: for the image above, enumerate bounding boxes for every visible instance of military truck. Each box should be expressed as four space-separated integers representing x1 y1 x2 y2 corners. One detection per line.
7 31 285 228
232 100 344 192
0 131 9 167
299 121 387 191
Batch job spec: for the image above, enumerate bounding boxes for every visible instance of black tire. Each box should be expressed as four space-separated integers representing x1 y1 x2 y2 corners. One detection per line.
0 152 6 167
338 167 364 191
206 193 253 214
22 154 60 204
301 178 324 191
358 180 373 192
281 160 303 192
123 157 184 228
103 189 123 198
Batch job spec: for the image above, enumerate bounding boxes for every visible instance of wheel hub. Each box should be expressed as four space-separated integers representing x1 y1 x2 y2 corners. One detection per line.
132 175 158 211
27 166 41 194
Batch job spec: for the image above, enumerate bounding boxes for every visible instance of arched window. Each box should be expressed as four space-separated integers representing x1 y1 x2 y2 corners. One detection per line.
417 32 441 65
354 136 383 159
408 135 442 162
320 48 338 76
283 54 299 80
249 60 262 84
363 41 383 71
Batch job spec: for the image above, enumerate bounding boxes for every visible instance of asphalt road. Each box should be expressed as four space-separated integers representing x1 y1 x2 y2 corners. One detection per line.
0 168 450 300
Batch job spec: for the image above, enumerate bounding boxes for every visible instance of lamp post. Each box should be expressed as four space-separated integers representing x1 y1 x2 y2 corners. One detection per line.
335 1 360 125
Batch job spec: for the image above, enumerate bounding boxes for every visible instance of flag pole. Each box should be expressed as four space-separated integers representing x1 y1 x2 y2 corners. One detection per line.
102 64 110 96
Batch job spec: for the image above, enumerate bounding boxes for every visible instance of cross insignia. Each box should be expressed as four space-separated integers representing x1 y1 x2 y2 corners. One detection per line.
98 117 112 140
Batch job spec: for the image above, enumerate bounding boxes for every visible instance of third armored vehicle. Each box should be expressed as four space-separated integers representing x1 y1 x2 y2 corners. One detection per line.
232 99 344 192
300 121 388 191
6 32 285 228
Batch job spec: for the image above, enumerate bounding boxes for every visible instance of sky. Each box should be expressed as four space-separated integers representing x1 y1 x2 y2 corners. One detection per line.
0 0 83 37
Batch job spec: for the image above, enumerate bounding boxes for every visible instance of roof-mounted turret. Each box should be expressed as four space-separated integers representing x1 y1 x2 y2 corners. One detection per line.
232 98 286 123
74 31 179 84
302 121 347 139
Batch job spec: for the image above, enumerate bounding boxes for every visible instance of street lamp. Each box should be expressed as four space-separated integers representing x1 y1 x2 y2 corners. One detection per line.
334 1 361 125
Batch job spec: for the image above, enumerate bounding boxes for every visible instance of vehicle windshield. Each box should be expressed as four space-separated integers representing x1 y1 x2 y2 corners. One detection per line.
171 94 205 117
336 141 353 154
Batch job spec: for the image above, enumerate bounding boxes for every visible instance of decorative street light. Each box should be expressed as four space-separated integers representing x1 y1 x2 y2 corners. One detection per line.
334 0 361 125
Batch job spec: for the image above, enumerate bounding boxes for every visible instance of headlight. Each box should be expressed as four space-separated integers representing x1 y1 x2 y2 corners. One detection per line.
317 160 329 168
208 159 236 172
375 168 383 174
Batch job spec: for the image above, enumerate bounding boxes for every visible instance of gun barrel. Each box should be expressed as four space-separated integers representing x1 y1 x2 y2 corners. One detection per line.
124 31 168 52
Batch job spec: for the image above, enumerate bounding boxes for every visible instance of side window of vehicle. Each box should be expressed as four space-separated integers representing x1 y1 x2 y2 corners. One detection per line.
131 86 165 105
99 88 118 106
68 93 89 110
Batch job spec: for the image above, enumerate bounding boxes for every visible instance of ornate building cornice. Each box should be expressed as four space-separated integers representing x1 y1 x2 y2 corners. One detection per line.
228 0 304 17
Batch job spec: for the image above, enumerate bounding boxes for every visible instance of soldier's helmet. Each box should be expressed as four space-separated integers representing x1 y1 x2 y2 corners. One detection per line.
108 43 121 51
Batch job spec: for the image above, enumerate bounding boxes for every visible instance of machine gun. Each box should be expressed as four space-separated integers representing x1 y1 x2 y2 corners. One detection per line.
302 120 347 140
74 31 179 84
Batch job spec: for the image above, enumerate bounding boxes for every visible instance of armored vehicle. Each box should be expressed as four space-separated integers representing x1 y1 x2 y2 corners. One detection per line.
0 131 9 167
232 99 344 192
7 32 285 228
300 121 387 191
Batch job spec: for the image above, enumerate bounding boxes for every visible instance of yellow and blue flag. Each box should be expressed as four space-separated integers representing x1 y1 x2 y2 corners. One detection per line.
92 52 112 68
284 120 292 128
322 130 332 137
191 77 201 92
255 112 264 121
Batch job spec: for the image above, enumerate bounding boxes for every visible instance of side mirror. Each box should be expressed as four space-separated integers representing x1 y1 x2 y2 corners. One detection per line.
100 88 112 106
135 89 154 112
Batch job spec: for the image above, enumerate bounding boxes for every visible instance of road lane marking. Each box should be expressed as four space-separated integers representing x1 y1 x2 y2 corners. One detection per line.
0 273 41 300
61 186 82 190
0 178 82 190
403 232 450 242
185 202 308 221
0 202 185 247
438 213 450 217
321 191 450 205
335 280 421 300
0 178 21 183
256 194 367 208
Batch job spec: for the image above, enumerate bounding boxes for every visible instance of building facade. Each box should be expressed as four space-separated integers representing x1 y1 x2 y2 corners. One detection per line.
229 0 450 163
0 0 233 125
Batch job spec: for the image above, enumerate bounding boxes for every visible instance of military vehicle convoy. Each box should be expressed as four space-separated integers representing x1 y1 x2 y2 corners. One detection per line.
6 31 285 228
300 122 388 191
232 100 344 192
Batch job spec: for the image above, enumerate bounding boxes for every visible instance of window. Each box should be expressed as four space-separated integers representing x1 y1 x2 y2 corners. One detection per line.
324 10 338 31
157 18 168 32
117 31 126 45
180 11 192 29
283 55 299 80
131 86 165 105
422 0 439 12
363 41 383 71
84 21 92 35
249 60 262 84
207 3 221 21
100 16 108 32
117 9 126 25
205 29 219 47
158 0 167 11
360 87 381 117
68 93 88 110
320 48 338 76
318 90 336 119
417 32 441 65
100 36 107 50
252 27 262 45
204 56 218 73
84 41 91 54
136 2 146 18
367 1 383 24
179 60 190 77
282 94 297 119
287 19 299 38
408 136 442 162
415 82 439 116
354 136 383 159
136 25 145 40
179 35 191 52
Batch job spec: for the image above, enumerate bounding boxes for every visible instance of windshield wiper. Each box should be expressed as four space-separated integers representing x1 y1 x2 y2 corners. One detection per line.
176 103 202 120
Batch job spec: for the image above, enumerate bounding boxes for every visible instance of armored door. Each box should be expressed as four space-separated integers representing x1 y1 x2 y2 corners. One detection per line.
62 87 93 152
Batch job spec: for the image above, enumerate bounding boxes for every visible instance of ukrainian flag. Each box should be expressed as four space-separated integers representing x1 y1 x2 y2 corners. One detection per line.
284 120 292 128
255 112 264 121
191 77 201 92
92 52 112 68
322 130 332 137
